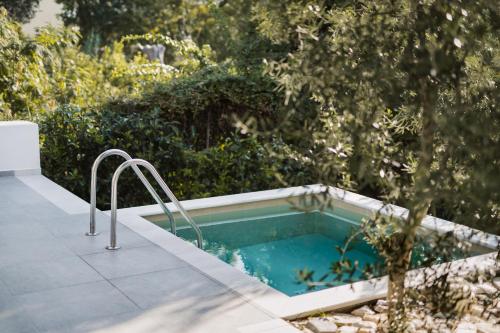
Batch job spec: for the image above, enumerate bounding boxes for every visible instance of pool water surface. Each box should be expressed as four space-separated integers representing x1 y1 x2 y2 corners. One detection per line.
160 206 485 296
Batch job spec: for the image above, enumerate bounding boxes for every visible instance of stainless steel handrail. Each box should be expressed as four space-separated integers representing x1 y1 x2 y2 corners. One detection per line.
107 159 203 250
88 149 175 236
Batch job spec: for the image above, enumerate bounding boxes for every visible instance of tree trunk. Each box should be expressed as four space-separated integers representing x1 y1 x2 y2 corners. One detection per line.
387 78 436 331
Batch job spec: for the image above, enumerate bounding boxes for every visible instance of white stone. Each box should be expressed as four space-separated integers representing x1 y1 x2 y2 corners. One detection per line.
307 318 338 333
376 299 388 307
358 329 376 333
330 314 362 326
438 328 452 333
475 283 498 295
338 326 358 333
351 306 375 317
410 318 424 330
374 304 388 313
470 304 485 317
455 321 477 333
470 316 486 324
476 322 500 333
353 321 377 330
362 314 382 323
374 299 389 313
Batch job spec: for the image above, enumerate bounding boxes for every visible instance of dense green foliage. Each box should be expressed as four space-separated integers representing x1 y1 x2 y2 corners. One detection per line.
0 13 123 118
250 0 499 329
104 65 283 148
0 8 301 209
0 0 40 23
54 0 289 62
252 0 500 233
40 105 308 209
55 0 164 42
1 3 498 330
0 11 219 119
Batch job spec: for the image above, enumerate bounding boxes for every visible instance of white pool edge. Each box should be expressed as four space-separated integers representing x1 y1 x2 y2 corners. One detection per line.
115 185 500 319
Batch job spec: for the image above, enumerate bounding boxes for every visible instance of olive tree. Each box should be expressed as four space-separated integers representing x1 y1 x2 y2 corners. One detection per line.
246 0 499 330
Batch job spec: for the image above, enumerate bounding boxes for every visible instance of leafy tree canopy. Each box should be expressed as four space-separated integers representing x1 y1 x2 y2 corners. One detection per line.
0 0 40 23
54 0 290 64
247 0 499 330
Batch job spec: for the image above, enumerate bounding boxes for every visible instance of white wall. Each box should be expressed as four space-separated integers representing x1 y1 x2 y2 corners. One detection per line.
22 0 63 36
0 121 41 176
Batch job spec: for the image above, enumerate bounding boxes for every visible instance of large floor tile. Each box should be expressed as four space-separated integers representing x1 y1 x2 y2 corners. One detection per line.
0 178 32 199
175 296 273 333
0 220 54 245
39 212 110 237
0 279 10 299
0 238 75 268
0 196 41 224
82 245 188 279
0 176 21 186
61 226 151 255
16 280 139 332
21 201 70 221
110 266 228 309
0 309 40 333
91 292 272 333
0 256 104 295
41 310 143 333
0 281 39 333
4 184 56 206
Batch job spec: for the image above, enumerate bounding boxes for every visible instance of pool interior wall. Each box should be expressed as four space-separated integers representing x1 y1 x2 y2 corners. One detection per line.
146 199 490 297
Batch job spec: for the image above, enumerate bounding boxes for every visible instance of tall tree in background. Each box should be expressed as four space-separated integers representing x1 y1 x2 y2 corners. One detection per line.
54 0 224 54
54 0 289 63
248 0 499 330
55 0 170 52
0 0 40 23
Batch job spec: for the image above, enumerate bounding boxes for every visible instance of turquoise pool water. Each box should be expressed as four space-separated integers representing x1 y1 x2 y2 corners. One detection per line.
159 205 486 296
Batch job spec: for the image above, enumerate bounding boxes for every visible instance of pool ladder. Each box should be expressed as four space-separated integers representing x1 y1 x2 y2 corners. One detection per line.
87 149 203 250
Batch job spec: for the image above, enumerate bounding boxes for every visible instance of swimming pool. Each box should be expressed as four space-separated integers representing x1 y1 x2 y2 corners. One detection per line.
151 203 489 296
121 185 498 317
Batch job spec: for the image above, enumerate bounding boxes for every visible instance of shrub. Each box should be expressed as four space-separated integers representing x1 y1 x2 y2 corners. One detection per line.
104 64 283 149
40 105 308 210
0 10 203 119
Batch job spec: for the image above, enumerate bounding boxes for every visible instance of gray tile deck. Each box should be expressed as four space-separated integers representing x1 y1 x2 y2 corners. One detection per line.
0 256 104 295
16 281 139 332
59 227 151 255
81 245 188 279
0 238 75 268
46 310 143 333
0 219 54 243
131 292 272 333
0 310 40 333
0 176 277 333
110 266 228 309
0 280 39 333
38 213 110 237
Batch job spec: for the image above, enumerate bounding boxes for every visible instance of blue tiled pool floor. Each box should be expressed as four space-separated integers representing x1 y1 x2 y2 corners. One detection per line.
235 233 379 295
174 208 488 296
176 210 383 296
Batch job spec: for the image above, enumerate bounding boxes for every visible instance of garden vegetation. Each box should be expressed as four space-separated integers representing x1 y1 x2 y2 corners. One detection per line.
0 1 498 331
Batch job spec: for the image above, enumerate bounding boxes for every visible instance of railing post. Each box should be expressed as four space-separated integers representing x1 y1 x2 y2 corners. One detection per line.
107 159 203 250
88 149 176 236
